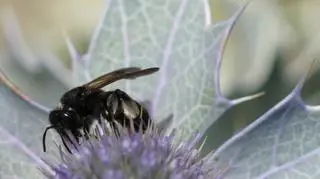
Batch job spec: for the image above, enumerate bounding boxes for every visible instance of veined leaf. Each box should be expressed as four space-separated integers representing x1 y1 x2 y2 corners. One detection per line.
213 65 320 179
85 0 259 139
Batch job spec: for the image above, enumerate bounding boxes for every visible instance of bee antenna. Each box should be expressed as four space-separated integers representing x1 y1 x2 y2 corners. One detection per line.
42 126 55 152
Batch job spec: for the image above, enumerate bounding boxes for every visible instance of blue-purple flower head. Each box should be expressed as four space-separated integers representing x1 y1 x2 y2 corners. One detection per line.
42 120 222 179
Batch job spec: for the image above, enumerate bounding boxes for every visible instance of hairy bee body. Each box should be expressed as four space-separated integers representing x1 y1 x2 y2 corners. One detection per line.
54 87 150 135
43 67 158 152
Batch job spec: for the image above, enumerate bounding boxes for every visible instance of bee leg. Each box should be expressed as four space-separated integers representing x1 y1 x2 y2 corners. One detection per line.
93 102 105 124
106 106 121 137
84 115 104 139
59 130 79 153
104 107 120 136
83 116 94 139
57 131 73 153
102 100 121 137
110 115 122 137
61 136 72 153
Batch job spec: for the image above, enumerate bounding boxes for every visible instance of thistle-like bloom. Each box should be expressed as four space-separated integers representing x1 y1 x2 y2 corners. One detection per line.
42 121 222 179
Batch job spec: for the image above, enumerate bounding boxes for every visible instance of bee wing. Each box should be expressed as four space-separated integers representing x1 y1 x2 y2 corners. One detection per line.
84 67 159 89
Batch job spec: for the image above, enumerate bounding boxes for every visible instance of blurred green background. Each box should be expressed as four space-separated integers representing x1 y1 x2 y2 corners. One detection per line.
0 0 319 154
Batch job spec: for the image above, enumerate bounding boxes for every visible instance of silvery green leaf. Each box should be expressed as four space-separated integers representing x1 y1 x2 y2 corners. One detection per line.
85 0 260 139
212 67 320 179
0 83 55 178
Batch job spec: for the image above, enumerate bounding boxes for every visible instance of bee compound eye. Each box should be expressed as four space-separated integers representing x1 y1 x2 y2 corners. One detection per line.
63 110 78 119
62 113 69 118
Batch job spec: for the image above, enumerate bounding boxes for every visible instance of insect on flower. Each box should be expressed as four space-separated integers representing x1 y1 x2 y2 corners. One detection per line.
42 67 159 152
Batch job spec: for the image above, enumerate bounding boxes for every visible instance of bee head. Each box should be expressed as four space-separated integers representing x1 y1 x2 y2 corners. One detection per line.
49 108 82 130
43 108 83 152
42 108 81 152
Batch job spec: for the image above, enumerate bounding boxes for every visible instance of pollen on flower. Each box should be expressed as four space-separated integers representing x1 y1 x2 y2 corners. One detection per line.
41 121 222 179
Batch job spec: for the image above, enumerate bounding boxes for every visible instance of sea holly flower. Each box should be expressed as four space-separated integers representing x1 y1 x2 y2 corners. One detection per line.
41 121 222 179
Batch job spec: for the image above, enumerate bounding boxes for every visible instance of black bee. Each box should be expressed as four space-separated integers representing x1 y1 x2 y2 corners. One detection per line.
42 67 159 152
